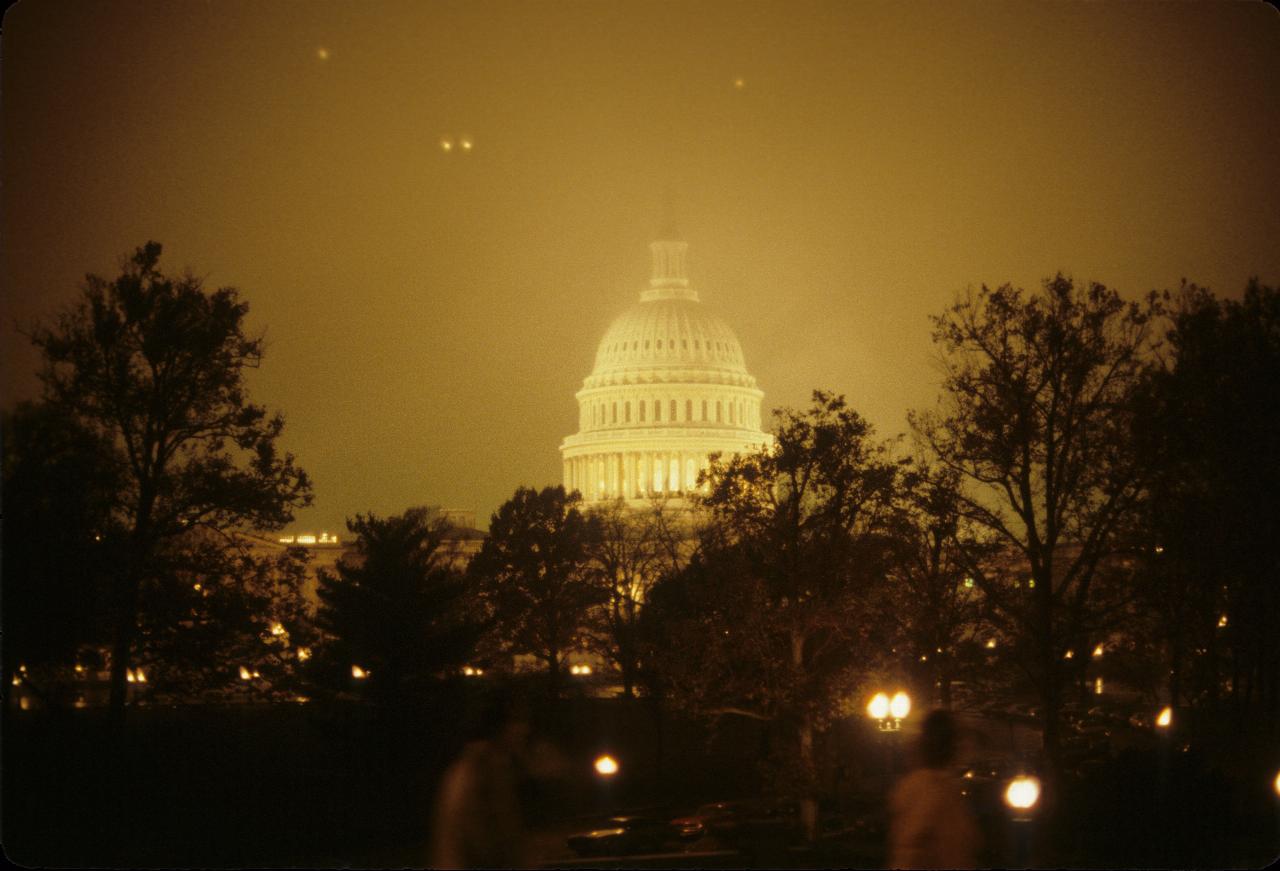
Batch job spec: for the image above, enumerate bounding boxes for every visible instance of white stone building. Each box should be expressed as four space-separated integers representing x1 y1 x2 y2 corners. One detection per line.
561 239 773 504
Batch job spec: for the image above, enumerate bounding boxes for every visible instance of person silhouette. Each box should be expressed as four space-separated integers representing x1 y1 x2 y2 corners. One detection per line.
888 709 981 869
429 690 532 869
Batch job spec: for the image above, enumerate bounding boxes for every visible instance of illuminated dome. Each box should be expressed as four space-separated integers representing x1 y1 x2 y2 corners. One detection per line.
561 240 772 504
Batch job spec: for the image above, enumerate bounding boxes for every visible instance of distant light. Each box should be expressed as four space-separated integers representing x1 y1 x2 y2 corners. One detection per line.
440 138 454 152
889 691 911 720
1156 706 1172 728
733 77 746 89
126 669 136 684
1028 578 1036 589
193 583 202 591
594 754 619 776
135 668 147 684
459 137 473 151
74 696 88 709
986 639 997 649
11 675 20 686
963 576 975 588
570 664 592 676
1218 615 1228 628
278 536 295 544
1093 644 1104 658
316 47 330 61
94 533 102 541
296 647 311 662
74 663 86 674
296 534 317 545
867 692 890 720
19 697 31 711
1064 649 1074 660
1274 770 1280 797
270 622 286 637
351 664 368 679
919 654 928 662
1005 776 1041 810
1094 677 1104 695
294 695 310 704
462 665 485 677
239 666 252 681
1154 545 1165 554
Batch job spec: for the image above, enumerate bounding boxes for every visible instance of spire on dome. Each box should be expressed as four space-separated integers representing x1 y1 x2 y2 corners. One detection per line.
642 240 698 302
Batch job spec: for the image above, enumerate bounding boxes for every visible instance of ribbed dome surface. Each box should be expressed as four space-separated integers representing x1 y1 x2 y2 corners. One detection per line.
591 298 749 377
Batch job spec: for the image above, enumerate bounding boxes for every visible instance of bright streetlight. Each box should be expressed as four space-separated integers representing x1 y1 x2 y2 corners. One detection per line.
867 689 911 731
1004 775 1041 812
594 754 619 777
1156 706 1172 728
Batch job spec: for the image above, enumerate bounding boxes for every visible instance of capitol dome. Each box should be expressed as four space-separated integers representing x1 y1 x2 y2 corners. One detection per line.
561 240 773 504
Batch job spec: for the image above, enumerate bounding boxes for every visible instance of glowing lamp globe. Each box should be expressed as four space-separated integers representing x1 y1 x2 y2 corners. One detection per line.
890 691 911 720
1156 706 1172 728
594 755 619 777
867 693 890 720
1004 776 1041 811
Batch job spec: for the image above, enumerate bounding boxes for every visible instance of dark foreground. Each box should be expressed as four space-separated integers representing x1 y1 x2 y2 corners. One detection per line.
3 700 1278 868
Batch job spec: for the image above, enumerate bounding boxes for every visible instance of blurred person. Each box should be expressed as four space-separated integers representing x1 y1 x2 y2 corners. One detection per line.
888 709 981 869
429 689 532 869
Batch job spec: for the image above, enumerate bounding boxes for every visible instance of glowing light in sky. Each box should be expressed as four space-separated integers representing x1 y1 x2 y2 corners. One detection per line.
440 138 454 152
316 47 330 61
733 77 745 89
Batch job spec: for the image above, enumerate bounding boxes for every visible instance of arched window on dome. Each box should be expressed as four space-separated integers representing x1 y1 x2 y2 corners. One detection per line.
701 399 708 421
639 401 646 422
685 399 692 421
739 401 745 425
625 401 631 423
611 403 617 424
655 400 662 422
670 399 677 421
729 403 735 424
716 401 723 422
682 339 688 349
644 340 650 350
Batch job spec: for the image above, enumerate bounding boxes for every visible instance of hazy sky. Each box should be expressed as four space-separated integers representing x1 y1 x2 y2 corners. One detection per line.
4 0 1279 533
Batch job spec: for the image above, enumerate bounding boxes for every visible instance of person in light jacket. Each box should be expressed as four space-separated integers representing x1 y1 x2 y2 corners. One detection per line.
888 709 981 869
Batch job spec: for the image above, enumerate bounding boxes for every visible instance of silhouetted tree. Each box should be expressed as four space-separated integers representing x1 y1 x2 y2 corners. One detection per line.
27 242 311 719
469 486 600 696
583 499 667 698
1 401 121 708
1133 281 1280 723
311 508 483 707
649 392 904 841
888 463 993 709
135 536 316 703
911 276 1161 780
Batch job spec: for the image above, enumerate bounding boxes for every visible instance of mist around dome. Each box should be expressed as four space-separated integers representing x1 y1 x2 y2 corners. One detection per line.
561 240 773 504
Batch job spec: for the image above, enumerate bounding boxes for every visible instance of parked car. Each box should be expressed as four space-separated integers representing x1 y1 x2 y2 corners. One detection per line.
669 800 755 841
566 816 678 857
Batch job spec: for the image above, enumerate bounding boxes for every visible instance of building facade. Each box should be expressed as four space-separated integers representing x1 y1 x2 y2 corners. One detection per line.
560 239 773 504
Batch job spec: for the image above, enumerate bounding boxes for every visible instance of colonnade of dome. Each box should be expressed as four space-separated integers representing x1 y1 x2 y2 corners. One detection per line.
560 239 772 504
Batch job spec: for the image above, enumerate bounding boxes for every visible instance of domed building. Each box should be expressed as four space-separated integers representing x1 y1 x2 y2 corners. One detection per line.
561 239 773 504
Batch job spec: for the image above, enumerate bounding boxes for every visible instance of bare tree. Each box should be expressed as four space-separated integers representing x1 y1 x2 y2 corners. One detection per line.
911 276 1160 780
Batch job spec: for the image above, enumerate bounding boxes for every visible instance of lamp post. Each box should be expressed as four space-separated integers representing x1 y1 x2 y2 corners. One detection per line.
867 690 912 787
1004 775 1041 867
594 753 619 814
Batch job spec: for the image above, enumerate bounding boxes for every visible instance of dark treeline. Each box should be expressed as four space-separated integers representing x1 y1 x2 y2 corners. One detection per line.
4 245 1278 860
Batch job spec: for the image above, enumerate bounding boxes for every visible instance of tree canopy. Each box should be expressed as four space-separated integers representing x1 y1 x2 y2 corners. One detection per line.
26 242 311 715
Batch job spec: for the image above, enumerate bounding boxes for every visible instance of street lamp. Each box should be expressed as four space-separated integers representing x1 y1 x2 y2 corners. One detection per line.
1004 775 1041 866
1156 706 1172 729
594 754 619 777
867 690 912 732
